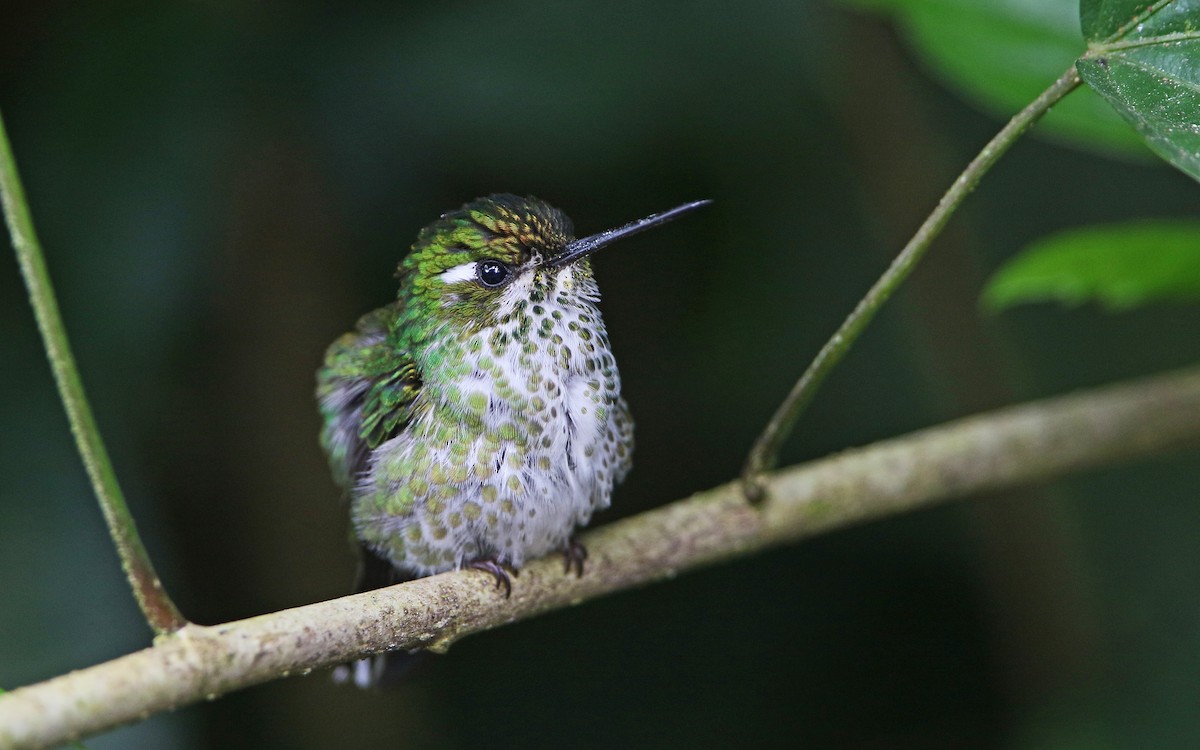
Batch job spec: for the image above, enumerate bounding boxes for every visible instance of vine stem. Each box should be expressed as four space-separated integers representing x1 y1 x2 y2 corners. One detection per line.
0 110 186 634
741 65 1084 501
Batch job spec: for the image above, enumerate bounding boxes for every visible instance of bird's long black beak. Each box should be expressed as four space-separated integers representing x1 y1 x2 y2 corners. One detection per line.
543 199 712 269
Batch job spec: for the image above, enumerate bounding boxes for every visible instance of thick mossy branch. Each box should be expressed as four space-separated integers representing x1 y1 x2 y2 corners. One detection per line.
3 366 1199 750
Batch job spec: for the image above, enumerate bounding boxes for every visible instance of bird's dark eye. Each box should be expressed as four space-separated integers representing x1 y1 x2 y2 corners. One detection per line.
477 260 512 288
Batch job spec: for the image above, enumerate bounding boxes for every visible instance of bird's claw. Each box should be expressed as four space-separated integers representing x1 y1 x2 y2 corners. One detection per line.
468 558 514 598
562 538 588 577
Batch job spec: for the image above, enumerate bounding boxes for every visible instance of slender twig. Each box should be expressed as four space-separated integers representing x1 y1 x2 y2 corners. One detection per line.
3 365 1199 750
0 111 186 634
740 65 1084 501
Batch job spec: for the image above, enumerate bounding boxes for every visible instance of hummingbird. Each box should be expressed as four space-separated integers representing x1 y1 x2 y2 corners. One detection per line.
317 194 709 686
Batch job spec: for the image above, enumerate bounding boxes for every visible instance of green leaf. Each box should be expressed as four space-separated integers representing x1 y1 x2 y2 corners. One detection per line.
1081 0 1186 43
1077 0 1200 180
835 0 1147 155
982 220 1200 311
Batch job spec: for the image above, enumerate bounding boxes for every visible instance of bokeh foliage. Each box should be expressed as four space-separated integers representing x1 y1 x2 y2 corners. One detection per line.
3 1 1200 748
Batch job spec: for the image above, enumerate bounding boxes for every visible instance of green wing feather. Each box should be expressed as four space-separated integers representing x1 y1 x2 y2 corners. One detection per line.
317 302 421 489
319 302 426 687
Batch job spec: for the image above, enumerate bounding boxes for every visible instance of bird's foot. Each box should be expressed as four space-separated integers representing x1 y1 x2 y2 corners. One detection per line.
562 537 588 577
468 557 516 598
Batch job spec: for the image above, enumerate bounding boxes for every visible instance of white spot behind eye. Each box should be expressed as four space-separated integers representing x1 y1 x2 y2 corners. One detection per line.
440 262 478 284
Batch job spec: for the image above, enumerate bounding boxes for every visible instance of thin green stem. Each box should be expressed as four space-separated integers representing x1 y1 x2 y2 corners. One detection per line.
0 110 186 634
741 65 1083 502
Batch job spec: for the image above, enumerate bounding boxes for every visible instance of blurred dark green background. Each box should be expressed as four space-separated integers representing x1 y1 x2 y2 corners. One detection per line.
3 1 1200 748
